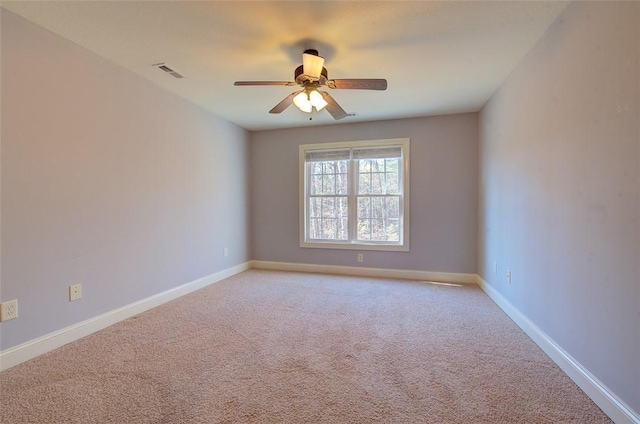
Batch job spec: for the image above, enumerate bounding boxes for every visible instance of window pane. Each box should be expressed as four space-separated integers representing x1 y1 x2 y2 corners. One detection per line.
357 158 398 195
308 197 348 240
358 173 371 194
371 173 385 194
371 219 385 240
371 197 384 218
336 174 348 195
323 161 339 174
386 172 399 194
311 162 323 175
321 197 335 217
322 174 335 195
385 159 400 194
308 160 350 196
357 219 371 240
356 196 400 242
386 219 400 242
358 197 370 218
359 159 371 172
309 197 322 218
337 218 348 240
310 175 323 195
386 196 400 218
309 218 321 239
321 219 337 239
337 197 349 218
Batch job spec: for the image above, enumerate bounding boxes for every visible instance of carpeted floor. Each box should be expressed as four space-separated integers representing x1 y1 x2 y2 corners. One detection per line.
0 270 611 423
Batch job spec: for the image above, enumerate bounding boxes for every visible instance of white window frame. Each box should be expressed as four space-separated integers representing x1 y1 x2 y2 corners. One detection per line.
299 138 410 252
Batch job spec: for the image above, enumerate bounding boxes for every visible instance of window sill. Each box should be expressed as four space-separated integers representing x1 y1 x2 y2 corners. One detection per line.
300 241 409 252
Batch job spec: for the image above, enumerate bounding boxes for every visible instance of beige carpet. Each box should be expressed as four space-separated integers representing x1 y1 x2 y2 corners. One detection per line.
0 270 610 423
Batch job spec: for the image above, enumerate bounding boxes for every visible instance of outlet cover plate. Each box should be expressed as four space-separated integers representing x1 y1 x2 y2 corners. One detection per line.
69 284 82 301
0 299 18 321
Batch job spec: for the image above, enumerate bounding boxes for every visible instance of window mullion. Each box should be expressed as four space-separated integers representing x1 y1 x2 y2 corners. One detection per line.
348 150 357 242
398 153 404 244
305 162 311 242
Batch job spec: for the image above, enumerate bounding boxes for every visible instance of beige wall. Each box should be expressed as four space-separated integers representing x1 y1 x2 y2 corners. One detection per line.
251 114 479 274
1 10 251 349
479 1 639 413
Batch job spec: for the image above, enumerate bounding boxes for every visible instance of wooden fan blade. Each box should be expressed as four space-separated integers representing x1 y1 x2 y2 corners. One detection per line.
269 91 302 114
327 79 387 90
234 81 296 86
320 91 348 120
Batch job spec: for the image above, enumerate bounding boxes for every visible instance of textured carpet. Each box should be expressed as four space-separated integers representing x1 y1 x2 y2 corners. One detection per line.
0 270 610 423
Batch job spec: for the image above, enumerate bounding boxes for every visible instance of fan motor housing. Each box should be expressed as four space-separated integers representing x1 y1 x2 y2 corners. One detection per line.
295 65 328 85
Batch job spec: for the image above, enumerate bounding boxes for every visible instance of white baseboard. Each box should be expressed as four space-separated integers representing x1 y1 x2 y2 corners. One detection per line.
0 262 250 372
476 275 639 424
250 260 478 285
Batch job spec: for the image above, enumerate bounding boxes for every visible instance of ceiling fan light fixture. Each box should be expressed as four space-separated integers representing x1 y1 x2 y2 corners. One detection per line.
293 91 312 113
309 90 328 111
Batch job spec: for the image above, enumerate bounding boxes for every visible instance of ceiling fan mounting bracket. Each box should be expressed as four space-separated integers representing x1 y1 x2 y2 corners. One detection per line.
300 81 321 95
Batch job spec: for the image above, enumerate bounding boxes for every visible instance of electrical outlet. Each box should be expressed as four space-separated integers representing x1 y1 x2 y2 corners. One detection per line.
0 299 18 322
357 253 364 263
506 270 512 284
223 247 229 257
69 284 82 301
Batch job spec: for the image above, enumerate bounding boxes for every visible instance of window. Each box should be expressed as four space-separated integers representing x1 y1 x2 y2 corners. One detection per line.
299 138 410 251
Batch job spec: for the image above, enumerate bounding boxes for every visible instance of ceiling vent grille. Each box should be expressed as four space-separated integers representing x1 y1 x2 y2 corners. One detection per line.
152 63 183 79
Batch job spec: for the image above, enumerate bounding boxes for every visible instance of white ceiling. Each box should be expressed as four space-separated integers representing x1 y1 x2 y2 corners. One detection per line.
2 1 568 131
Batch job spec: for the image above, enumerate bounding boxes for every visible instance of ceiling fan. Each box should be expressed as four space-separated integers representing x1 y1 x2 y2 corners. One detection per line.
234 49 387 120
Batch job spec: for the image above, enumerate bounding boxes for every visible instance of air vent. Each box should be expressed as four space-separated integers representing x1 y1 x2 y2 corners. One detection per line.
152 63 184 79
